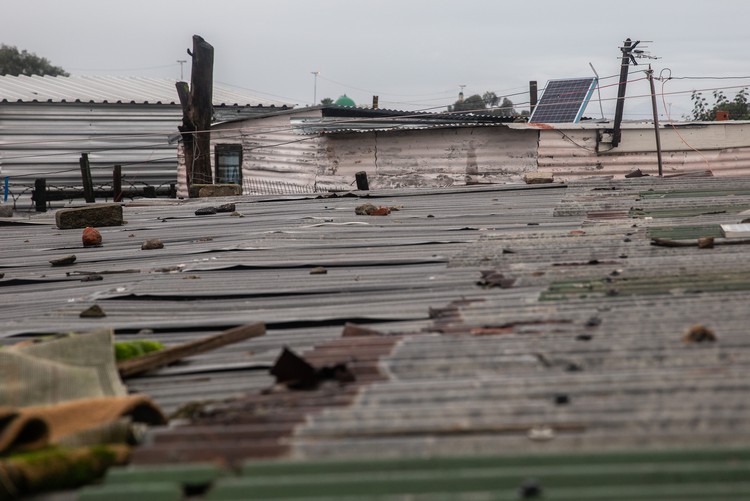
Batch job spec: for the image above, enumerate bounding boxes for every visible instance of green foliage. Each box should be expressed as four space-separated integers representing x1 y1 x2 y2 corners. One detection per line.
114 340 164 361
482 91 499 108
690 88 750 121
0 44 69 77
3 445 127 497
449 93 486 113
497 97 516 116
320 97 334 105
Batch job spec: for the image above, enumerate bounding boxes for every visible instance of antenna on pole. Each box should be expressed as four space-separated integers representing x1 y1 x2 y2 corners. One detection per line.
588 62 605 120
458 84 466 103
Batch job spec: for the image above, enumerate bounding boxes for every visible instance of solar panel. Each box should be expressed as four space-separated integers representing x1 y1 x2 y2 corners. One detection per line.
529 77 597 123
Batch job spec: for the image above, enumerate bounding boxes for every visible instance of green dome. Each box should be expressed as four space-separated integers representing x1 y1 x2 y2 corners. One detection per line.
335 94 356 107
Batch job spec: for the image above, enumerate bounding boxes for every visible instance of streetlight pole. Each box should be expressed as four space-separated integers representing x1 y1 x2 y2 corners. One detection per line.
311 71 320 106
177 59 187 80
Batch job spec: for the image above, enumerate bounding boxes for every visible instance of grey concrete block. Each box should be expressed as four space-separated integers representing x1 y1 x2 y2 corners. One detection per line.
523 172 554 184
55 204 123 229
189 184 241 198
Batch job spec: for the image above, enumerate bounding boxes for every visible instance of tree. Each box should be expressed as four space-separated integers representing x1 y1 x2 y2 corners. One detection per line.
0 44 69 77
449 91 517 116
449 94 486 113
690 88 750 121
497 97 516 116
320 97 334 105
482 91 499 108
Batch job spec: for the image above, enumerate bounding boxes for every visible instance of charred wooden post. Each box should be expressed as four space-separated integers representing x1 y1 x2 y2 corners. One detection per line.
176 35 214 190
175 81 194 187
113 165 123 202
355 171 369 190
34 178 47 212
79 153 95 203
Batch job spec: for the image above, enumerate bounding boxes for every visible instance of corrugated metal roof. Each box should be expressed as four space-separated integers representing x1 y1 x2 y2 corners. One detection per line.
3 177 750 497
291 106 516 135
0 75 293 107
291 118 512 135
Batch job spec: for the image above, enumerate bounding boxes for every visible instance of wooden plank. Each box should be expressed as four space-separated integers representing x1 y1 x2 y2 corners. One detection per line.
117 322 265 378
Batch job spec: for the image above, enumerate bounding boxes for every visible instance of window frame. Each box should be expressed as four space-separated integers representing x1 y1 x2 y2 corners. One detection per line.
214 143 243 185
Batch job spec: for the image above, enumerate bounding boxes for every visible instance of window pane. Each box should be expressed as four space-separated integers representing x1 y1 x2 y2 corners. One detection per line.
216 145 242 184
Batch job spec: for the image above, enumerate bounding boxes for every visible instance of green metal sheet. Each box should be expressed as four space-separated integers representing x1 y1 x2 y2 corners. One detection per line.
630 205 750 219
540 271 750 301
647 224 724 240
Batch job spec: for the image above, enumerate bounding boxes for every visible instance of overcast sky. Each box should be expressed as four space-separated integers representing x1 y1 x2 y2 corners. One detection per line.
3 0 750 119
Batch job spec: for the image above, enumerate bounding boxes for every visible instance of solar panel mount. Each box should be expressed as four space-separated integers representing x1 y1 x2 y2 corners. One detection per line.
529 77 597 124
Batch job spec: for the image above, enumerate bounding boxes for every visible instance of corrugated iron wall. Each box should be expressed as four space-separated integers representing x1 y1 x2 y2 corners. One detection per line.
0 103 180 193
206 118 750 196
322 127 538 189
212 111 324 194
538 123 750 180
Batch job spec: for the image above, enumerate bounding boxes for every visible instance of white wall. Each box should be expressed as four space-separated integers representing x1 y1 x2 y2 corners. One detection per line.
319 127 538 189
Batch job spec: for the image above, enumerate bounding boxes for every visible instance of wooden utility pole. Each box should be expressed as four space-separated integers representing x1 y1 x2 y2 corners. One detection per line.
612 38 634 148
646 65 663 177
176 35 214 188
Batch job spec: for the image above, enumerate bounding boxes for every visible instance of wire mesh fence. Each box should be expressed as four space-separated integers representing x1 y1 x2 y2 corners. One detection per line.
3 179 177 212
2 175 355 212
242 177 351 195
242 178 314 195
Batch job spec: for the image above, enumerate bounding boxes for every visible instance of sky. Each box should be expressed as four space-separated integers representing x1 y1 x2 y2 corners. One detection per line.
3 0 750 120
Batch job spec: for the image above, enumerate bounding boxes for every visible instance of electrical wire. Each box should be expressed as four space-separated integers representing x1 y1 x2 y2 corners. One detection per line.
658 68 711 170
5 74 750 164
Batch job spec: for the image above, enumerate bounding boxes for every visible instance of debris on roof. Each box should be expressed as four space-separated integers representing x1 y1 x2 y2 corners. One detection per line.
3 176 750 497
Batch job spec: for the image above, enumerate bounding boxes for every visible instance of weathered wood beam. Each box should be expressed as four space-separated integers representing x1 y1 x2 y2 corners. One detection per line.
175 35 214 189
118 322 265 378
190 35 214 187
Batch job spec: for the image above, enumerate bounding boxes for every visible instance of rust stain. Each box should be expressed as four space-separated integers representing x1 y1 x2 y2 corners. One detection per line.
527 122 556 130
131 333 403 467
470 319 574 336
